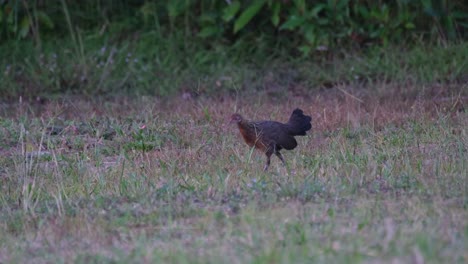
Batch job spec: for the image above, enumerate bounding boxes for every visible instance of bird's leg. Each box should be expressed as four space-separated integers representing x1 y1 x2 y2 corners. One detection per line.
263 156 271 171
264 150 273 171
275 151 286 166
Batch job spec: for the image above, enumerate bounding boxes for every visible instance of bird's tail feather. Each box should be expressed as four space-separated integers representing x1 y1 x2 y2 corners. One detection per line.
287 108 312 136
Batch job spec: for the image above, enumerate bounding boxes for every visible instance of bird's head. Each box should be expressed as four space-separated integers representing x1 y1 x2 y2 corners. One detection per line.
230 113 243 124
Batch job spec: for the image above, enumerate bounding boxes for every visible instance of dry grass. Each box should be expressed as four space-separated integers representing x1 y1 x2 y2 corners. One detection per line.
0 82 466 263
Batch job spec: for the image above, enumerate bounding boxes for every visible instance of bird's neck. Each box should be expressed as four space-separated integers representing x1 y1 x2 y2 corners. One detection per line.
237 119 253 130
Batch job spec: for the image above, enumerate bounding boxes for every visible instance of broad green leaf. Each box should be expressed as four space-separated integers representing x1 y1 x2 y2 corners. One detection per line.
405 22 415 29
199 14 217 24
222 1 241 22
19 16 30 38
358 6 369 17
298 45 311 56
271 1 281 27
311 4 325 17
233 0 266 33
280 15 304 30
37 11 54 29
198 26 219 38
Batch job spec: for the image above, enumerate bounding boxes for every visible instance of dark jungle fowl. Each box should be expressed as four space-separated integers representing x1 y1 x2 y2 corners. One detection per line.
230 109 312 171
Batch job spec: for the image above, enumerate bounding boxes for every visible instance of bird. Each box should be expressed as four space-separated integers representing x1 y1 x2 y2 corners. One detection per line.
230 108 312 171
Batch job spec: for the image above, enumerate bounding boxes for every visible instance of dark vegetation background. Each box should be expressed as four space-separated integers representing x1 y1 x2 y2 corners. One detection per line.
0 0 467 99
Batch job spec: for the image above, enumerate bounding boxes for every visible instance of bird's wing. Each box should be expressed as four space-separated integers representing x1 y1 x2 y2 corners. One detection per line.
256 121 297 150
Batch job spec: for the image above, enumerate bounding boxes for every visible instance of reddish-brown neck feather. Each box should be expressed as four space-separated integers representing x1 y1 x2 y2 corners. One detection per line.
237 121 267 152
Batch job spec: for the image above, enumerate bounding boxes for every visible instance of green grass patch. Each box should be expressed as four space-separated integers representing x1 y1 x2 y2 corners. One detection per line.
0 91 466 262
0 35 466 99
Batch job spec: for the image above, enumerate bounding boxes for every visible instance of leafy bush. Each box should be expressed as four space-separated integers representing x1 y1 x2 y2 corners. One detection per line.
1 0 466 51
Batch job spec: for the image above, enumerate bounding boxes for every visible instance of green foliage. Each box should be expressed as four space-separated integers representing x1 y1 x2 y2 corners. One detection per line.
233 0 266 33
1 0 466 47
0 0 467 98
0 39 466 98
0 0 54 43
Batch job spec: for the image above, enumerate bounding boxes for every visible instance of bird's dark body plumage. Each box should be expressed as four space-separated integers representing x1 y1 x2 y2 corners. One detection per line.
231 108 312 171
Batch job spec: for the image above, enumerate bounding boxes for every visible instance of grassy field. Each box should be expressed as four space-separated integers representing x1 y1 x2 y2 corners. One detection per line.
0 77 466 263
